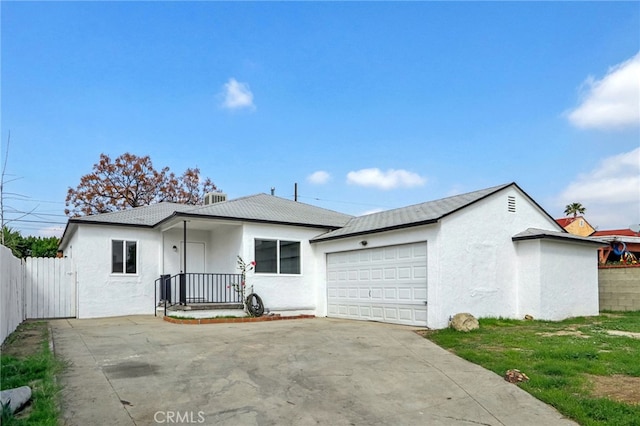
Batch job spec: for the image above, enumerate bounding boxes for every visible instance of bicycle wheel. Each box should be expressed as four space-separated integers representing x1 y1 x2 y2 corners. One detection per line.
245 293 265 317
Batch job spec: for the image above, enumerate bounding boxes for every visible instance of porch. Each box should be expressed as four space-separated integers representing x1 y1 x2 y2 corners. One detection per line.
154 272 245 317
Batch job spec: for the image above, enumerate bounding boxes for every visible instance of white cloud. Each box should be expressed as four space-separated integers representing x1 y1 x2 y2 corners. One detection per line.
220 78 255 110
346 168 426 190
567 52 640 129
307 170 330 185
557 147 640 229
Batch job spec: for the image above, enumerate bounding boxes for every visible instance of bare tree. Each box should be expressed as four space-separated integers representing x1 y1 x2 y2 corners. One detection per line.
65 152 218 217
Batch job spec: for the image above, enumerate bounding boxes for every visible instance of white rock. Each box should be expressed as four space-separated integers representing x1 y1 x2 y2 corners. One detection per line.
0 386 32 414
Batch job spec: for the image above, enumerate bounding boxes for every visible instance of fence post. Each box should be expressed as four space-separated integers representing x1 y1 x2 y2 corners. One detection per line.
179 273 186 305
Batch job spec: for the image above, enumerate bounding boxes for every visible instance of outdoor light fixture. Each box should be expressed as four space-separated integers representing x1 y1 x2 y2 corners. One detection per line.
172 245 178 252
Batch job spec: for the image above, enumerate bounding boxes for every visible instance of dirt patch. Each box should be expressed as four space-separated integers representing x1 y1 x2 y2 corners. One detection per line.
1 321 48 359
536 330 590 338
587 374 640 405
605 330 640 339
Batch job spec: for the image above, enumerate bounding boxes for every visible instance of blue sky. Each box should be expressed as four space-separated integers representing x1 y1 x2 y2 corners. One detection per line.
1 1 639 237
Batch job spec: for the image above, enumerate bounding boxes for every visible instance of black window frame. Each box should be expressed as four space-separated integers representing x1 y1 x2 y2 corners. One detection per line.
111 239 138 275
254 239 301 275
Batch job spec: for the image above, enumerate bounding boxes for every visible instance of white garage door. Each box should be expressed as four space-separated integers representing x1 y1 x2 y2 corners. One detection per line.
327 242 427 326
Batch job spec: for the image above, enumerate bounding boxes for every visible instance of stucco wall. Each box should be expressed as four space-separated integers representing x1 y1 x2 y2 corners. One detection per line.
241 223 330 314
515 239 599 320
68 225 161 318
538 240 599 319
314 186 594 329
514 239 542 317
209 225 242 273
599 267 640 311
434 186 562 328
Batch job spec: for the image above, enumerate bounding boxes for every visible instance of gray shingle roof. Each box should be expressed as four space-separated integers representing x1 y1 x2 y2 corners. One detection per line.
70 202 195 227
310 183 514 242
68 194 353 229
177 194 354 228
512 228 607 245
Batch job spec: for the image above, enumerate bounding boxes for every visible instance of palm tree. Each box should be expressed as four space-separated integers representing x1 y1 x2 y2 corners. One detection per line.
564 202 586 218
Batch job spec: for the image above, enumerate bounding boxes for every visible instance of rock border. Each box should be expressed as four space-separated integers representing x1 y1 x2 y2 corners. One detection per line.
163 314 315 325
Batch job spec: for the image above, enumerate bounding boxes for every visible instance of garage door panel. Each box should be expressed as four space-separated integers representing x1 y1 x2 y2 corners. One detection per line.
398 309 414 321
384 307 400 320
371 249 384 261
397 288 413 300
371 306 384 320
414 266 427 279
327 242 427 326
371 268 383 280
414 288 427 299
398 267 412 279
359 269 370 280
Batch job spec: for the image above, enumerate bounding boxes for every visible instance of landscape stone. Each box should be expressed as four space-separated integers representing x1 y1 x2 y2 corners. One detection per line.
450 313 479 332
0 386 32 414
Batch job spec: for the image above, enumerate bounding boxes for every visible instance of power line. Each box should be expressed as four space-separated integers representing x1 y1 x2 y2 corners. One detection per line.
5 219 67 225
294 194 394 209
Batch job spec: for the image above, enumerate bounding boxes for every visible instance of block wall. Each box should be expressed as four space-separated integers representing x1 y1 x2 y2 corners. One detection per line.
598 267 640 311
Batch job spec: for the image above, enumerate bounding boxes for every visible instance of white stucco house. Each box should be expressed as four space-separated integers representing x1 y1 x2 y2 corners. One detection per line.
58 182 603 328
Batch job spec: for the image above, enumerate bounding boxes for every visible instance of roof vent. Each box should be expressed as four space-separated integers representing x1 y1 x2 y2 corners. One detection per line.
204 192 227 205
507 195 516 213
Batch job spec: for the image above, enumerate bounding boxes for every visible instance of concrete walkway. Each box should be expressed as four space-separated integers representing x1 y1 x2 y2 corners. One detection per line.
51 316 576 425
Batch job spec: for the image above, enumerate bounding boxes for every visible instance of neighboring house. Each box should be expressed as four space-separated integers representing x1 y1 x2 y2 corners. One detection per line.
591 229 640 264
555 216 596 237
58 182 603 329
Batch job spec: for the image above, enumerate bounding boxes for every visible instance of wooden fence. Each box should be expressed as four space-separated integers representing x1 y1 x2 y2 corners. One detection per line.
1 247 76 345
24 257 75 319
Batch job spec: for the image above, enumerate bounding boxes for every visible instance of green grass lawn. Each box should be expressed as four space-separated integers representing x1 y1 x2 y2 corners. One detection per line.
424 311 640 426
1 321 63 425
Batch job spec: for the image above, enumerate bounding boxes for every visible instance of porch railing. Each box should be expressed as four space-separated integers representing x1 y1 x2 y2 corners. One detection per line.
154 273 243 316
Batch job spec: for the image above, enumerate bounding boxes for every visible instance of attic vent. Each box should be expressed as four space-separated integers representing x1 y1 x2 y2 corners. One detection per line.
204 192 227 205
507 195 516 213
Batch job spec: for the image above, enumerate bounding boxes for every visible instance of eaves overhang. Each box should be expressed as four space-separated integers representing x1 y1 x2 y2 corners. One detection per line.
156 211 346 231
310 218 439 243
512 228 607 246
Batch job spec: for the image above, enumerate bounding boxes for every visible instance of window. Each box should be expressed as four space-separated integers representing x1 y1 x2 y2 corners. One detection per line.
254 239 300 274
112 240 137 274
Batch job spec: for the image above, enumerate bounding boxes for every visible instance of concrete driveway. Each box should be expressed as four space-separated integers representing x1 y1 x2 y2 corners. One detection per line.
51 316 576 425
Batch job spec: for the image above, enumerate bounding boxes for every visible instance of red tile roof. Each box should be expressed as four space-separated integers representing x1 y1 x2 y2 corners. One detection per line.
592 229 639 237
555 217 576 227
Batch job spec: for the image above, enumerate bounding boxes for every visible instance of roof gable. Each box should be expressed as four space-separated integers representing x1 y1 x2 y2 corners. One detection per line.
311 183 517 242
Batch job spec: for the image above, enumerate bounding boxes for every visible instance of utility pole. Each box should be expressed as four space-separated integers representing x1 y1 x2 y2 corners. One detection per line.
1 132 10 245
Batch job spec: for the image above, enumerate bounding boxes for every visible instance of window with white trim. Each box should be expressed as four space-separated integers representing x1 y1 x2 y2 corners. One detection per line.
254 239 300 274
112 240 137 274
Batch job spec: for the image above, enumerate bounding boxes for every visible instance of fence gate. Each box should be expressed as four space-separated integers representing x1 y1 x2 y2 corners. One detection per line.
24 257 76 319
